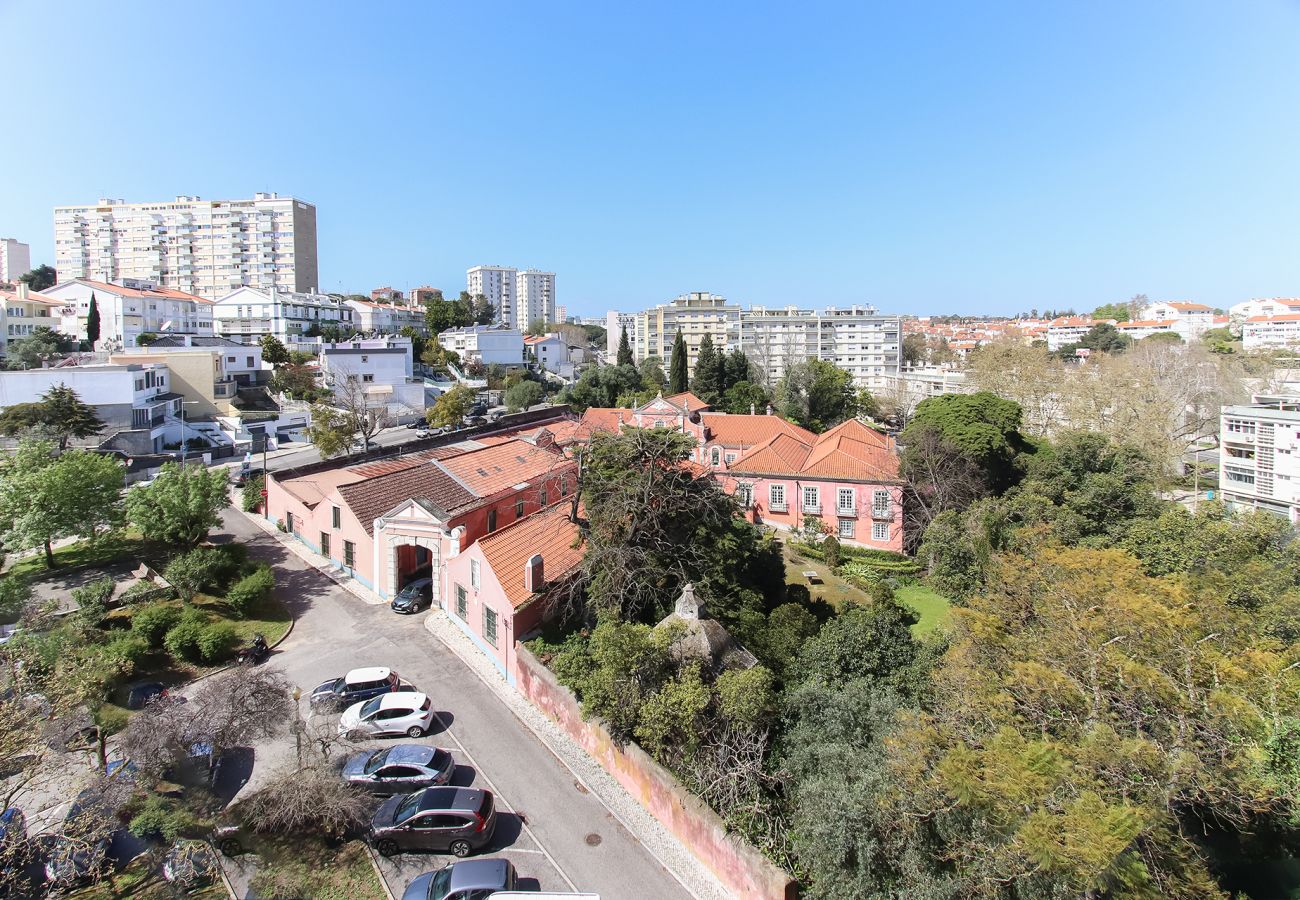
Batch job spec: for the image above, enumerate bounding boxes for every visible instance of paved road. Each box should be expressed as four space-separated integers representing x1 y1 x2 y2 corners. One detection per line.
215 509 694 900
260 425 420 472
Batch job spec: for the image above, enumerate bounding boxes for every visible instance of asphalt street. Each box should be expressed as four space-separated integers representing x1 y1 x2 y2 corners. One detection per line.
215 508 695 900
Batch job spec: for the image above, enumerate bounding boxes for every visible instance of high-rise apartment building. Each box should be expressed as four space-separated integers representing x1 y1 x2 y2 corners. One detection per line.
634 292 742 375
0 239 31 284
606 311 638 358
53 193 319 300
467 266 518 327
516 269 555 328
734 305 902 390
1220 395 1300 524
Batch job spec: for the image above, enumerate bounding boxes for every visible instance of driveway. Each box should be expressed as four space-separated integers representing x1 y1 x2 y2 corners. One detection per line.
213 509 698 900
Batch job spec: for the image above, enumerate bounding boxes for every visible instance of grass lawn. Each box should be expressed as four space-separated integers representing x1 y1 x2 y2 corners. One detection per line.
3 531 152 581
782 542 953 635
250 839 386 900
894 583 954 635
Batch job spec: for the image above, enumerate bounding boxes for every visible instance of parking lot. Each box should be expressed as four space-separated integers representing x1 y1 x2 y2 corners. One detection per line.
217 508 697 900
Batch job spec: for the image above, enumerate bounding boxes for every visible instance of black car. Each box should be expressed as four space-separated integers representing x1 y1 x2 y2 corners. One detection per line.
43 760 137 889
125 681 165 710
391 578 433 614
231 466 263 487
401 858 517 900
342 745 455 794
370 787 497 858
309 668 412 710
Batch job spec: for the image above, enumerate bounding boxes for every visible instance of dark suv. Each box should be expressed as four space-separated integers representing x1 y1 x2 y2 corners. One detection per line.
309 668 411 710
370 787 497 858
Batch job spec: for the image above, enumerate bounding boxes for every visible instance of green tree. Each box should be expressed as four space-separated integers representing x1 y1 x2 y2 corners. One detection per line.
722 348 752 390
5 327 71 370
18 264 55 292
472 294 495 325
270 363 321 401
1091 301 1134 323
902 391 1028 494
638 355 666 391
1057 322 1131 358
126 462 230 547
901 332 928 366
424 296 461 335
616 327 634 367
426 385 475 428
504 379 543 412
259 333 290 365
1142 330 1183 345
453 292 475 327
85 293 101 345
526 318 547 337
690 333 723 404
0 441 125 567
563 364 642 412
668 331 688 394
719 381 770 415
0 384 104 450
306 403 353 458
775 358 857 432
137 332 159 346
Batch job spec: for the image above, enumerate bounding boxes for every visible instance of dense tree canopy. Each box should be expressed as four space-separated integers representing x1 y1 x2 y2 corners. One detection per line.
18 264 55 292
616 327 634 367
126 462 229 547
775 358 858 432
0 384 104 450
5 327 73 370
668 331 688 394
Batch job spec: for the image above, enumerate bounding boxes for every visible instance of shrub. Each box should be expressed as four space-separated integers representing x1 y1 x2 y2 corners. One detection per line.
716 665 776 728
242 474 266 513
0 575 31 623
118 580 168 607
132 603 183 648
226 565 274 619
95 704 130 735
129 796 199 842
196 622 237 663
106 632 151 668
72 577 116 623
822 535 841 569
163 609 210 662
165 547 242 601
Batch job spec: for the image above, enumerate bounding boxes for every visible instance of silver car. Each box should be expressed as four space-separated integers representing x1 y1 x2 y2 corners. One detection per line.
341 745 455 795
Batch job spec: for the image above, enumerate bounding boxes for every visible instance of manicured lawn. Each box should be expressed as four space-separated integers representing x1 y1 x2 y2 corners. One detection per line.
3 531 152 581
894 583 954 635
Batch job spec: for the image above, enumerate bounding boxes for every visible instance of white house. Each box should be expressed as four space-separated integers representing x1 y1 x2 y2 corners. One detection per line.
212 287 355 345
437 325 524 366
0 284 61 355
319 336 424 422
524 333 591 379
1230 298 1300 325
345 298 428 335
40 278 215 349
0 361 184 452
1046 317 1114 352
1220 395 1300 523
1139 301 1215 340
1116 319 1180 341
1243 315 1300 350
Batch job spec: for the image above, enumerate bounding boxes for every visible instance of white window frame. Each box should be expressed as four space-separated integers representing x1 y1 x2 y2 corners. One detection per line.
736 483 752 507
837 488 855 512
872 522 889 542
872 489 890 511
769 484 786 509
802 486 819 510
470 558 481 589
838 518 855 539
711 447 721 466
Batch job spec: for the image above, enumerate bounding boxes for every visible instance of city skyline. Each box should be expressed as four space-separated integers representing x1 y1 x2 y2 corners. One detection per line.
2 1 1298 316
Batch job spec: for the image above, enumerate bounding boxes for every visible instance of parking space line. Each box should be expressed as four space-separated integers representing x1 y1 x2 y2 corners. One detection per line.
428 709 579 893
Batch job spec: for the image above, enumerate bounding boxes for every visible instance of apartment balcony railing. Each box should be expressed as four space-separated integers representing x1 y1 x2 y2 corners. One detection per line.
871 506 894 521
802 503 821 515
769 501 788 513
836 506 857 518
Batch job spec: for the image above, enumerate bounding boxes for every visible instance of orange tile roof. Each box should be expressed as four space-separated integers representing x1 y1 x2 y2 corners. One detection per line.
1165 302 1212 312
477 501 585 609
1049 317 1098 327
1116 319 1171 329
730 418 900 483
663 391 710 413
438 439 571 497
699 413 814 448
54 278 213 303
0 289 62 306
1246 314 1300 323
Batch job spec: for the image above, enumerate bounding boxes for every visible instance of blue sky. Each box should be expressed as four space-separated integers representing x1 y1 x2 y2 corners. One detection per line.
2 0 1298 316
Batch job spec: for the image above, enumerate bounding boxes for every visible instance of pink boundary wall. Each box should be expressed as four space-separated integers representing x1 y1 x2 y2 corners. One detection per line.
513 644 798 900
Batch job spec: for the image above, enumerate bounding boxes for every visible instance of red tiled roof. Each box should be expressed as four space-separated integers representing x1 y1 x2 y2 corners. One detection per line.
477 501 585 610
50 278 213 303
663 391 710 413
699 413 814 448
1164 302 1212 312
347 443 476 478
0 289 62 306
437 439 571 498
1246 314 1300 323
730 418 900 483
1117 319 1171 329
337 462 477 534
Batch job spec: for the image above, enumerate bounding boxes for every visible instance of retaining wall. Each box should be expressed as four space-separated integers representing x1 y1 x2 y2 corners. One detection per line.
513 644 797 900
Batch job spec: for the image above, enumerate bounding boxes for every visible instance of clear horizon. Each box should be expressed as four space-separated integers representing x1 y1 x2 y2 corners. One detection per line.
2 0 1298 318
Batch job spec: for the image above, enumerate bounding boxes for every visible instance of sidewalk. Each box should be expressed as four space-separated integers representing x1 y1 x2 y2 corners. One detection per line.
238 507 386 607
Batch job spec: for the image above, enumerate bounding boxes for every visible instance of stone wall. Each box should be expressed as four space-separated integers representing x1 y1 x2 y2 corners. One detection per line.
513 644 797 900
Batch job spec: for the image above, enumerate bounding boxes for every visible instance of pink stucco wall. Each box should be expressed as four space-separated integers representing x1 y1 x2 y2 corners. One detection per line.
720 475 905 551
512 645 798 900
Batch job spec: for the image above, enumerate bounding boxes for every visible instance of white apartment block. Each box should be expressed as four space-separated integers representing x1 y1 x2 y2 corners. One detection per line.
606 310 638 358
554 305 569 323
1046 317 1115 352
733 305 902 390
212 287 354 345
437 325 524 366
467 266 518 327
1230 297 1300 324
0 238 31 283
1220 396 1300 523
1116 319 1180 341
345 298 428 335
1140 301 1215 340
53 193 319 300
0 284 60 353
634 292 742 376
1243 315 1300 351
319 336 423 422
41 278 214 349
516 269 556 328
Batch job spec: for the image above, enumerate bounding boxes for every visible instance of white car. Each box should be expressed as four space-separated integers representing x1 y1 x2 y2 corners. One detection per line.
338 691 436 739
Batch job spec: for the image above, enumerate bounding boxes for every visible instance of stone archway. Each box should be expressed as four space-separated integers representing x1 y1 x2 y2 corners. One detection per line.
385 534 441 601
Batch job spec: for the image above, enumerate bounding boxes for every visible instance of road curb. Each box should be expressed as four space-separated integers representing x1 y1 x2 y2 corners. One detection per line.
365 844 397 900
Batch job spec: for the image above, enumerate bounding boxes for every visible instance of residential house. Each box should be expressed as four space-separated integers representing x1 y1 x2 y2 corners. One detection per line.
1229 298 1300 326
1046 317 1115 351
1116 319 1180 341
211 287 354 344
41 278 215 349
524 333 592 379
438 325 524 366
0 284 61 354
444 500 584 683
1139 301 1216 340
346 297 427 334
1243 315 1300 351
370 287 404 303
111 335 265 420
319 336 424 421
266 434 577 602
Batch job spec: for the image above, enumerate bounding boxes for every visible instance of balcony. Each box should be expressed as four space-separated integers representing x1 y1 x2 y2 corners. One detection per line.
871 506 894 521
769 501 788 513
836 506 857 518
802 503 821 515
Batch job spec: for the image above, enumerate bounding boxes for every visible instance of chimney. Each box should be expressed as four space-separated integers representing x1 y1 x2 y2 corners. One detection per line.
523 554 544 593
750 403 756 415
765 403 773 416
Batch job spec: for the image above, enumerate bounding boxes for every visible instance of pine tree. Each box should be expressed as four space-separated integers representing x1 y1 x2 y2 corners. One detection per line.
617 327 634 367
86 292 101 346
668 330 688 394
691 333 722 404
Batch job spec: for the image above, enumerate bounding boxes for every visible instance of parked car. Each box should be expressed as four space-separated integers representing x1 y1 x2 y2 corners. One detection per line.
342 745 455 794
41 761 136 890
310 668 414 711
339 692 436 739
464 416 487 427
405 421 425 430
402 858 517 900
391 578 434 615
125 681 166 710
370 787 497 858
231 466 263 487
